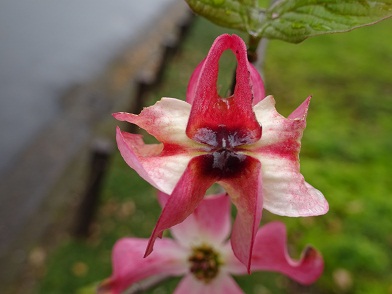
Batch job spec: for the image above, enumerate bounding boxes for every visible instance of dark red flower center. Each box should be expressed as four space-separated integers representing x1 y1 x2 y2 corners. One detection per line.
195 125 257 149
209 149 246 175
194 125 253 178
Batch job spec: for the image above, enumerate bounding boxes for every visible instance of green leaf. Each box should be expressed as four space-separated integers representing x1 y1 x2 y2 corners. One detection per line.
263 0 392 43
184 0 251 31
185 0 392 43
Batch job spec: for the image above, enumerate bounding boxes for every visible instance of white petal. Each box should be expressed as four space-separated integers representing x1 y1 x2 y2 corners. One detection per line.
250 95 307 148
114 97 196 146
259 155 328 216
116 129 195 193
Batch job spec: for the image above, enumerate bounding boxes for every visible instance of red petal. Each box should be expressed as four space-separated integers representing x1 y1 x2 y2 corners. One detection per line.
144 155 218 257
186 55 265 106
186 34 261 146
219 155 263 273
251 222 324 285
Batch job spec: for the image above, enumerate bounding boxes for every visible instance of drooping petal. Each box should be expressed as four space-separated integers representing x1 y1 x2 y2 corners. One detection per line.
251 222 324 285
158 192 231 248
249 96 328 216
260 155 328 216
186 34 261 146
98 238 187 294
114 98 195 146
144 155 219 257
219 155 263 273
115 128 194 194
174 273 244 294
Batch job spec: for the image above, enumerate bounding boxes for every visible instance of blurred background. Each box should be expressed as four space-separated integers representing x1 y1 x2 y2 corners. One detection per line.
0 0 178 173
1 1 391 293
0 0 188 292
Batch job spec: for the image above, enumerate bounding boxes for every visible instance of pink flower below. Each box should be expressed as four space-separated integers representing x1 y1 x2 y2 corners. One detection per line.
98 193 324 294
113 34 329 271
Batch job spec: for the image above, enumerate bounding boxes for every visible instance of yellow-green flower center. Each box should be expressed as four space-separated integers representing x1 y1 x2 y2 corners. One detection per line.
188 244 222 283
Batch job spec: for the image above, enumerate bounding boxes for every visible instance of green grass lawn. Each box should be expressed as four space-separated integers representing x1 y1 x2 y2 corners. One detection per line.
36 16 392 294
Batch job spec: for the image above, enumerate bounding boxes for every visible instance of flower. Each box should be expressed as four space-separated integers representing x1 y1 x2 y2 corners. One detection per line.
114 34 328 270
98 193 324 294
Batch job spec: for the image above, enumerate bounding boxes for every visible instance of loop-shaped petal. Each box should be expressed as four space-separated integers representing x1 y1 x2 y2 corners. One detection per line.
186 34 261 146
186 58 265 105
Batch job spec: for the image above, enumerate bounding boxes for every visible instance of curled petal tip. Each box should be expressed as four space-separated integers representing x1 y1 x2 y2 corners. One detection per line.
144 234 157 258
143 247 152 259
112 112 128 120
303 245 322 261
288 96 312 120
297 245 324 285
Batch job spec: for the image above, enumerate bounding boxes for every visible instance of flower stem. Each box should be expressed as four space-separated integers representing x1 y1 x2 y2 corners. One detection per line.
247 34 261 63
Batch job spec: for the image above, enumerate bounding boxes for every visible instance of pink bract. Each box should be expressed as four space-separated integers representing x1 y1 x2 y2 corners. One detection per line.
98 193 324 294
113 34 328 271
